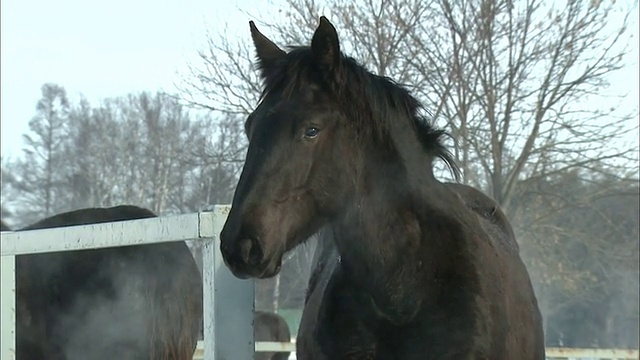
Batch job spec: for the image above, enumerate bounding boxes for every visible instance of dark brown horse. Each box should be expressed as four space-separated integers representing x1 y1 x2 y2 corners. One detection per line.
254 310 292 360
219 16 545 359
14 205 202 360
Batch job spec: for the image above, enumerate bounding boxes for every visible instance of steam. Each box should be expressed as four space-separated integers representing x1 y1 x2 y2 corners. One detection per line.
18 241 202 360
56 260 153 360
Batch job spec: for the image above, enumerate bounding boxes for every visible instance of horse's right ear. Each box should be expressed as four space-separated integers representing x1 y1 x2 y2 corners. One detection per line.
311 16 340 74
249 21 286 81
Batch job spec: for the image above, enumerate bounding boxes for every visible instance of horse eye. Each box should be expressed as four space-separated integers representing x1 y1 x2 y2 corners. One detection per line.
303 127 320 139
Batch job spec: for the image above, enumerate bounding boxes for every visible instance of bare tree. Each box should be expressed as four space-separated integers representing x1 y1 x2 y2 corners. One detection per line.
185 116 246 207
4 83 245 227
178 25 263 116
178 0 431 117
28 90 225 217
406 0 638 211
63 96 124 209
181 0 637 205
1 156 21 226
8 83 71 223
515 172 639 347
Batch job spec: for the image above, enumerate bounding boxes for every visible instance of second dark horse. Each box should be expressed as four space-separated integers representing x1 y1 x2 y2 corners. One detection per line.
219 16 545 360
13 205 203 360
255 310 292 360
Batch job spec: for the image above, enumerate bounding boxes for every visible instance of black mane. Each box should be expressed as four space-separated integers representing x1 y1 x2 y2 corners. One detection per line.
258 46 460 179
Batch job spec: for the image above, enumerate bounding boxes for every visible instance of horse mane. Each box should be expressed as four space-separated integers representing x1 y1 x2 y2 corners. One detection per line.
259 46 460 180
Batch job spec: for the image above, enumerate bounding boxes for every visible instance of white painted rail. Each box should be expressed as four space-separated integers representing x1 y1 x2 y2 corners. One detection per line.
0 252 15 360
193 341 297 359
545 347 639 359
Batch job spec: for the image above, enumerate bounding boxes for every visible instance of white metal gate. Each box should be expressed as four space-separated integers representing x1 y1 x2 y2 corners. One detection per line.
0 205 255 360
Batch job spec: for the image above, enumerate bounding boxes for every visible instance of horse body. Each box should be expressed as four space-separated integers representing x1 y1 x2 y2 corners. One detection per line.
299 182 543 359
14 205 203 360
255 310 292 360
220 16 544 359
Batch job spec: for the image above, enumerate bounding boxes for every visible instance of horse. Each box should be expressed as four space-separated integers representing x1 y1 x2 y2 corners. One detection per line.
13 205 203 360
219 16 545 359
254 310 292 360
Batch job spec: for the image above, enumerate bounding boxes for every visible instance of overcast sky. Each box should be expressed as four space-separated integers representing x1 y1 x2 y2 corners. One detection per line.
1 0 638 159
0 0 268 158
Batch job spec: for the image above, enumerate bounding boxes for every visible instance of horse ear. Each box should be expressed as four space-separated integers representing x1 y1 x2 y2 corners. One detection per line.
249 21 286 80
311 16 340 73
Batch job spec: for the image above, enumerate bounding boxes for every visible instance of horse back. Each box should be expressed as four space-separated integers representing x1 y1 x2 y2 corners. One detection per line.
255 310 292 360
445 183 545 359
16 205 203 360
20 205 157 230
445 182 519 253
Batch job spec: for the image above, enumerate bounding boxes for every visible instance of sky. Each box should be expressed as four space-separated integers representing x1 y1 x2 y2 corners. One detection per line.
0 0 270 158
1 0 638 160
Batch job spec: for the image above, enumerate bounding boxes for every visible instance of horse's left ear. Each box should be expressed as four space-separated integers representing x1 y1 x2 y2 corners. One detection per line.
250 21 286 81
311 16 340 73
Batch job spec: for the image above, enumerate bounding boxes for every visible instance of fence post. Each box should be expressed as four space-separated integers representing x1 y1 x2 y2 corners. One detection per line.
201 206 254 360
0 252 16 360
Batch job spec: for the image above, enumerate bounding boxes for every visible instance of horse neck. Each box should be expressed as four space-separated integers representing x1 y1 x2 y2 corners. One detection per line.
329 138 467 323
335 157 451 264
336 114 455 257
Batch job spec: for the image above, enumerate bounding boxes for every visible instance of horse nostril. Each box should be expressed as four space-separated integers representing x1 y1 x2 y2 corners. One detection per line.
240 237 263 267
